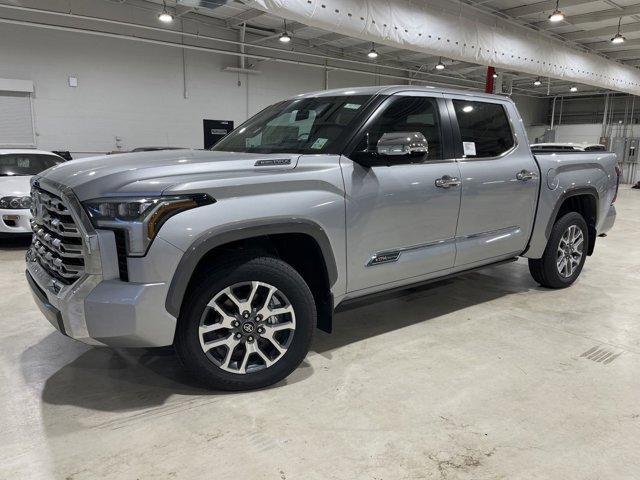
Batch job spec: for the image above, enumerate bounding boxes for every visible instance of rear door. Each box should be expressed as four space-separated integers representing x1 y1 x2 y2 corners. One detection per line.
447 97 540 267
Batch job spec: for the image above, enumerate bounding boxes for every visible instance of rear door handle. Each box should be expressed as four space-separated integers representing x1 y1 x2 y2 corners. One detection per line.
435 175 461 188
516 170 538 181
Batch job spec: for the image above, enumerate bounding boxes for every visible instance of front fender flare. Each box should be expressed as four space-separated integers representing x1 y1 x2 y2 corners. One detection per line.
164 218 338 318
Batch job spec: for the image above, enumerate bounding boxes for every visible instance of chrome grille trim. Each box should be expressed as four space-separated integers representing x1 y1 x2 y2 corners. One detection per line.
30 185 85 284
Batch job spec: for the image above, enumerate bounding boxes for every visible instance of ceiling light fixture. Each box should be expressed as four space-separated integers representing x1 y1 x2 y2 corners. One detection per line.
533 78 542 86
492 72 499 78
158 1 173 23
570 86 578 92
611 17 626 44
435 57 445 70
279 20 292 43
549 0 565 22
367 43 379 59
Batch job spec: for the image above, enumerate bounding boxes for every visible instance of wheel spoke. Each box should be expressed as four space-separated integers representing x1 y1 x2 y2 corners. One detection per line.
203 333 237 351
255 347 274 367
557 257 567 275
266 306 295 318
238 343 253 373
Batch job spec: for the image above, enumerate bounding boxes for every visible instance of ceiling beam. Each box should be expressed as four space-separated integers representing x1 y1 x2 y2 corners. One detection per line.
604 49 640 60
308 32 349 46
500 0 597 18
562 21 640 40
537 4 640 26
583 37 640 51
225 8 266 28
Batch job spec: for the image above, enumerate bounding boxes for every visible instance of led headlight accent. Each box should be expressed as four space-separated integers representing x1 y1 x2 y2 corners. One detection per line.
83 194 214 255
0 196 32 210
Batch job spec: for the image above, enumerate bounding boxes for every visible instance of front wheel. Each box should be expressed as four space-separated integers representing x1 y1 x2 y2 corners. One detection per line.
528 211 588 289
175 256 316 390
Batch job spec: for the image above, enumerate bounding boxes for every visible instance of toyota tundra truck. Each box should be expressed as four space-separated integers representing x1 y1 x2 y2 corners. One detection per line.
26 86 619 390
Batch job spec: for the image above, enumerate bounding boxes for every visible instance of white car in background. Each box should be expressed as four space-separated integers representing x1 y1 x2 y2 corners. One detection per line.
0 149 63 236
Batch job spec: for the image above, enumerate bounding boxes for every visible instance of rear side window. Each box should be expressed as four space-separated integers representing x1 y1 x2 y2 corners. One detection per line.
452 100 514 158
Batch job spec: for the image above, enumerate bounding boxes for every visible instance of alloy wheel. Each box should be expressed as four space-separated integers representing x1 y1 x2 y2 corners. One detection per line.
556 224 584 278
198 281 296 374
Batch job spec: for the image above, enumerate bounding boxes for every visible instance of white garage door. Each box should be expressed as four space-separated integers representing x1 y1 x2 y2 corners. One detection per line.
0 91 35 147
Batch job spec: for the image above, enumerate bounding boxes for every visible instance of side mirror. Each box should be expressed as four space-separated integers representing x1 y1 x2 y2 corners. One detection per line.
377 132 428 157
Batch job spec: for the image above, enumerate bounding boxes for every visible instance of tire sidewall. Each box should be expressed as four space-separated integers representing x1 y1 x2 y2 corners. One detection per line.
176 257 316 390
543 212 588 287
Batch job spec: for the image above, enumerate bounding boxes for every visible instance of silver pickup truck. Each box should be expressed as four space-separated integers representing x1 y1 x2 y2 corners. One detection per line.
26 86 619 390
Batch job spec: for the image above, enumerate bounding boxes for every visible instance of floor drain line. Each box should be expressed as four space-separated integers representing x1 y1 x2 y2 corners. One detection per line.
580 346 623 365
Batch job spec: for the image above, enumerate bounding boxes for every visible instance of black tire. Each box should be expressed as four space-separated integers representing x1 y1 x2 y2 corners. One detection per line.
175 255 316 391
528 211 589 289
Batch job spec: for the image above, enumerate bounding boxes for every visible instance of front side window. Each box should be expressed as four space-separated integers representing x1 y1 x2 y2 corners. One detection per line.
0 154 61 176
453 100 514 158
213 95 371 154
353 96 443 161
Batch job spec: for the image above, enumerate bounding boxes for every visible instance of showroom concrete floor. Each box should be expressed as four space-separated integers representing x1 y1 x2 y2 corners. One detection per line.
1 187 639 480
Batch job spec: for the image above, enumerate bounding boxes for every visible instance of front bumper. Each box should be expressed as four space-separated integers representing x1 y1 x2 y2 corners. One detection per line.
0 208 32 234
26 254 178 347
26 178 180 347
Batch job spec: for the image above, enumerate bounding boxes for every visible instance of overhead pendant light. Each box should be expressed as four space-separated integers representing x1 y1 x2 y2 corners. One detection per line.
279 20 292 43
492 72 499 79
549 0 565 22
570 86 578 92
367 43 379 59
158 1 173 23
611 17 626 44
533 78 542 86
435 57 445 70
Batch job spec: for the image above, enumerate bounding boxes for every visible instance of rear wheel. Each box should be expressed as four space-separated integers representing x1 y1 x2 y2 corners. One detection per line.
175 256 316 390
528 211 588 289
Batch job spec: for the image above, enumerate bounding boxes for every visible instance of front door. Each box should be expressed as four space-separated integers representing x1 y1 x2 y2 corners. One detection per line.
447 97 540 267
341 94 462 294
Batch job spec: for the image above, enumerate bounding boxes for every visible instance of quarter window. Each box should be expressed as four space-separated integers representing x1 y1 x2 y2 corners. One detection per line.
453 100 514 158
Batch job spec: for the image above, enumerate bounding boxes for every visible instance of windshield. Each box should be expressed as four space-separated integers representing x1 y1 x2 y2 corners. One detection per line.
213 95 372 154
0 154 61 176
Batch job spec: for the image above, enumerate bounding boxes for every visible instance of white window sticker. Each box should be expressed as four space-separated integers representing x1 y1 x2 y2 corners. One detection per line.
311 138 328 150
343 103 361 110
463 142 476 156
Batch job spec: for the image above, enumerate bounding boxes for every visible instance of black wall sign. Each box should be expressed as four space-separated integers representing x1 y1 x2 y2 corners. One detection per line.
203 119 234 149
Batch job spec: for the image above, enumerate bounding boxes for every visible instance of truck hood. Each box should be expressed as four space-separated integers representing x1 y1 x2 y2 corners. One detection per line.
37 149 299 201
0 175 32 197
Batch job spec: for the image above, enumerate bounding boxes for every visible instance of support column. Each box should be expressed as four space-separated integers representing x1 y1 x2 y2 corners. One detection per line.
485 66 495 94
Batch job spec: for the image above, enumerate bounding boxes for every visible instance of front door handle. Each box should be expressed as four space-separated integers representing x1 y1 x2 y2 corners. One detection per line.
516 169 538 181
435 175 461 188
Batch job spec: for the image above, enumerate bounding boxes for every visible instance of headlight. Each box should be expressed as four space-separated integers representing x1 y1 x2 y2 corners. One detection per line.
83 194 214 255
0 196 32 210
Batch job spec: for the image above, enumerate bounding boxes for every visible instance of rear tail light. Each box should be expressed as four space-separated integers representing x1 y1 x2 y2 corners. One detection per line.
612 164 621 204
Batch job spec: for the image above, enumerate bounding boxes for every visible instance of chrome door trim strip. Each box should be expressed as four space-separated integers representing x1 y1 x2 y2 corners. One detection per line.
365 226 521 267
366 237 455 267
456 225 521 241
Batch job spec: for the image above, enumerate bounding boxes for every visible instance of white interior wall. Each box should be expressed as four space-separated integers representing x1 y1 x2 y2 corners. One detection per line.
0 22 546 155
0 24 400 155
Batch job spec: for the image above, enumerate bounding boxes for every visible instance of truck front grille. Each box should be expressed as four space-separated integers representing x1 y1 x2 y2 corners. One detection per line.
30 186 85 284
